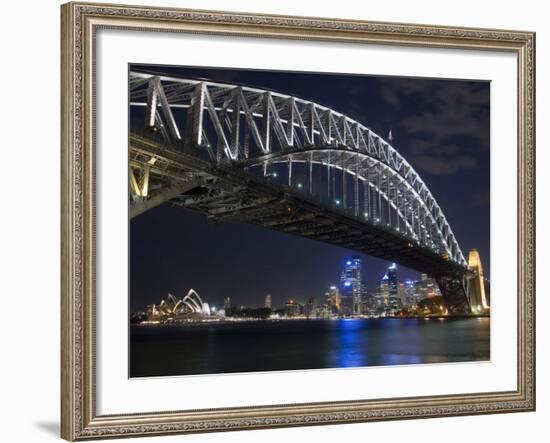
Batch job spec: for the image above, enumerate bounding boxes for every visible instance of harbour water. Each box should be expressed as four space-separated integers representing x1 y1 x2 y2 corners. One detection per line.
130 317 490 377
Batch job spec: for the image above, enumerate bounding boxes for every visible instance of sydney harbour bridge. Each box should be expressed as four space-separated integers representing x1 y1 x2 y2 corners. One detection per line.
129 69 485 315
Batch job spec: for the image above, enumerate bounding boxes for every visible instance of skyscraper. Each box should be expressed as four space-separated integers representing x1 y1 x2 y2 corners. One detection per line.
403 280 416 308
418 273 441 300
305 297 316 318
387 263 399 311
223 296 234 316
264 293 272 309
398 282 406 309
327 286 341 314
376 274 389 311
340 257 362 315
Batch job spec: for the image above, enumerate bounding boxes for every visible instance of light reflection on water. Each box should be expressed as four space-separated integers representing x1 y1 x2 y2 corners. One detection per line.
130 317 490 377
336 318 367 368
332 318 439 368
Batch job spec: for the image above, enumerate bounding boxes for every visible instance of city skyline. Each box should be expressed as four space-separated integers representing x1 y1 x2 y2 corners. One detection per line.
132 255 488 314
130 65 490 313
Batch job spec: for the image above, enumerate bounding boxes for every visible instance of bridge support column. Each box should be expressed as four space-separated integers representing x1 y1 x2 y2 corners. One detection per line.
435 275 472 315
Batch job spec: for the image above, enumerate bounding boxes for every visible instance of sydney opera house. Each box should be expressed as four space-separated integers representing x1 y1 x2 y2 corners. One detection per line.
145 289 211 322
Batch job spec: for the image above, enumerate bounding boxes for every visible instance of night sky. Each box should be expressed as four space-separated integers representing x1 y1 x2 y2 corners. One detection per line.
130 64 490 312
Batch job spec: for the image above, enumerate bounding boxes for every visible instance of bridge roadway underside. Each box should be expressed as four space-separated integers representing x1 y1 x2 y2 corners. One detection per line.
131 134 468 280
200 193 463 278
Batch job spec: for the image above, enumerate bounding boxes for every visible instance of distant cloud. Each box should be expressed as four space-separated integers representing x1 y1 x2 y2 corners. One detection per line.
407 140 480 175
374 78 489 176
379 86 401 108
412 154 478 176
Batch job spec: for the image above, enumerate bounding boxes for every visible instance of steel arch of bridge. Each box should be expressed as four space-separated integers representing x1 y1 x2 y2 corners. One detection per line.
129 70 467 269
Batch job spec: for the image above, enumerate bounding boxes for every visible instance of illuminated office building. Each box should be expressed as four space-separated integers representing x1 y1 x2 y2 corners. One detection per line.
264 293 272 309
327 286 341 314
387 263 399 310
376 275 389 310
284 299 300 317
340 257 362 315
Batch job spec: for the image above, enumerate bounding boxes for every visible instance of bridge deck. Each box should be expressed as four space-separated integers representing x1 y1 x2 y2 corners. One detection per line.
131 134 467 278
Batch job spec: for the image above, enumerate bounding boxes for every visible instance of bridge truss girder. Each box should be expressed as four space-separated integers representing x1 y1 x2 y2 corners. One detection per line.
129 71 473 313
129 71 466 268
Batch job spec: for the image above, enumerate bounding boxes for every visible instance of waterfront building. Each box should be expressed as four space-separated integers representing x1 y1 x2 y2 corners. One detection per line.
425 276 441 298
224 296 231 310
327 285 341 314
398 282 406 309
144 290 211 322
340 257 362 315
418 275 429 300
360 281 369 312
304 297 316 318
264 293 272 309
284 299 300 317
146 304 160 320
362 291 377 314
416 273 441 300
314 303 332 319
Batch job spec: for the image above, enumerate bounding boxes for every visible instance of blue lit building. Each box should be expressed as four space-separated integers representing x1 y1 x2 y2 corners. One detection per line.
340 257 362 315
403 280 416 308
374 263 399 314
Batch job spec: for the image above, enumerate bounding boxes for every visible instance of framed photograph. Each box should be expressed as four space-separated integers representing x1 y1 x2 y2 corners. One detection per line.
61 1 536 440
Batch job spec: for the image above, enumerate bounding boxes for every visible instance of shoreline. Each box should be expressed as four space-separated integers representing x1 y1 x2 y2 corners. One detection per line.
132 315 490 327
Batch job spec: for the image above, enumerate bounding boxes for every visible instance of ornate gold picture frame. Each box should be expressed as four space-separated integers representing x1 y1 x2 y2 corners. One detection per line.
61 1 535 440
